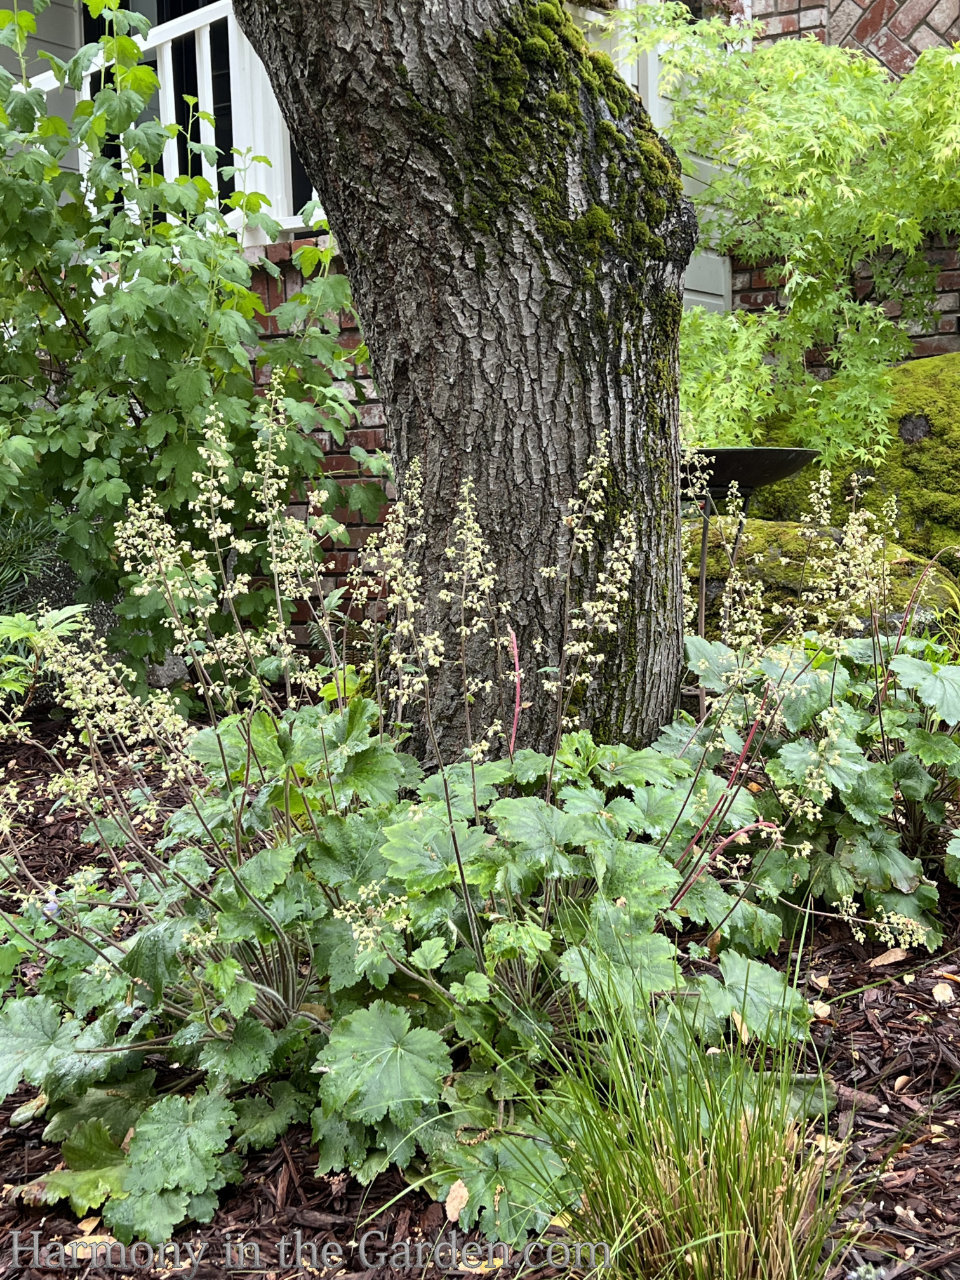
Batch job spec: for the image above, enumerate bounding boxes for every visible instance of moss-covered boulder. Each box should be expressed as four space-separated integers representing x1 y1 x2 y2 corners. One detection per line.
753 354 960 574
686 517 959 640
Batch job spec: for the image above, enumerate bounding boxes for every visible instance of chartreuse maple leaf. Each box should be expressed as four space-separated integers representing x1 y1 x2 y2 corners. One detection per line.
488 797 588 871
313 1001 450 1128
717 952 810 1043
380 813 489 892
559 937 680 1005
119 917 191 1003
442 1129 566 1245
197 1019 278 1083
233 1082 312 1154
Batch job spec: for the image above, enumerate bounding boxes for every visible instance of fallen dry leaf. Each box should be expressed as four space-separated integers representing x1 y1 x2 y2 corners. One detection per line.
445 1178 470 1223
460 1259 505 1275
811 1134 845 1156
810 1000 832 1020
901 973 916 985
731 1009 750 1044
809 973 831 991
893 1075 911 1093
867 947 911 967
931 981 955 1005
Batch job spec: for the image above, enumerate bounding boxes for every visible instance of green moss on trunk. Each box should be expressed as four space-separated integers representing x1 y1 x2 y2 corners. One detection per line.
401 0 682 296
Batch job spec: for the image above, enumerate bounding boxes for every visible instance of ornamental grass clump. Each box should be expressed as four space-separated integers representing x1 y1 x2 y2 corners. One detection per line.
512 971 851 1280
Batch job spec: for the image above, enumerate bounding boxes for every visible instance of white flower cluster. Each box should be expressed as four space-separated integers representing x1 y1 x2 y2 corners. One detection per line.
833 895 928 949
332 881 410 955
796 472 900 647
113 375 355 704
350 466 518 758
715 482 766 661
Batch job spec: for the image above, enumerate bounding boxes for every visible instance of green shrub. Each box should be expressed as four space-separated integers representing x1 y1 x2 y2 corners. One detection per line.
680 629 960 953
0 0 366 665
754 354 960 577
677 473 960 946
0 603 87 700
0 515 63 613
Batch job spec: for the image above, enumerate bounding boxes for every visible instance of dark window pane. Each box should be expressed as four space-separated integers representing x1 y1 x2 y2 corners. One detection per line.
291 144 313 218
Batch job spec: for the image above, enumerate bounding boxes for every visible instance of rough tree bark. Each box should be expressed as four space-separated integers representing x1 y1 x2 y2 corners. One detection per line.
233 0 697 757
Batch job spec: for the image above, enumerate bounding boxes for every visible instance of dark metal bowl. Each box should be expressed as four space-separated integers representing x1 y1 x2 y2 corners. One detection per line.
693 446 819 500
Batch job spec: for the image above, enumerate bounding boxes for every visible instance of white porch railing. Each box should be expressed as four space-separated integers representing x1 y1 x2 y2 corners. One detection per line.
31 2 311 245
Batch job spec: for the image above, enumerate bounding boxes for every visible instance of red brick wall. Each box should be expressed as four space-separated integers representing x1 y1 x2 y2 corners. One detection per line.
731 241 960 359
250 241 391 645
752 0 827 43
828 0 959 74
753 0 960 75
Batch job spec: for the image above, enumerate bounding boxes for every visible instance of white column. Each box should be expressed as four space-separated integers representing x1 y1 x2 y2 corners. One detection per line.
227 13 294 237
194 21 219 192
155 38 179 181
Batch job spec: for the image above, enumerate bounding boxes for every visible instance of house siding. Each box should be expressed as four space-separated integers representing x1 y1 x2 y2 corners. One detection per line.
0 0 80 77
0 0 80 138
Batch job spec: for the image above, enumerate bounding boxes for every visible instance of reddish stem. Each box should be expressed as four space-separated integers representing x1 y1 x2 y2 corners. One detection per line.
670 820 780 910
508 628 521 758
672 690 768 871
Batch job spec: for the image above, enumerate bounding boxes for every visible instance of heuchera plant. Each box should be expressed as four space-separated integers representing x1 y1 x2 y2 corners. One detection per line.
0 411 812 1246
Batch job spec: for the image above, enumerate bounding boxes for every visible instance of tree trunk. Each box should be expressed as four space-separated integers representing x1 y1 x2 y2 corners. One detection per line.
233 0 697 758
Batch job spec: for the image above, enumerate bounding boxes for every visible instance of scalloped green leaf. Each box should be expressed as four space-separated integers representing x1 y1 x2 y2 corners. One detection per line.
313 1001 450 1128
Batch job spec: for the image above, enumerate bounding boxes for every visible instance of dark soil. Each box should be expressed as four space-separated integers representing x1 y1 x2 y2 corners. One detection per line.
1 718 959 1279
805 913 960 1280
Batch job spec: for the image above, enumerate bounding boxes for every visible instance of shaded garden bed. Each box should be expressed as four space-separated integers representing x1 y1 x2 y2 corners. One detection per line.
1 718 959 1280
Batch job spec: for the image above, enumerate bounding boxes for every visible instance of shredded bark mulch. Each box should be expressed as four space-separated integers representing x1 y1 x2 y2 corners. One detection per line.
803 910 960 1280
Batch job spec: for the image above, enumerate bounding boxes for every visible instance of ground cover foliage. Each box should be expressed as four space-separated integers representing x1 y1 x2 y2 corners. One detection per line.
0 390 957 1276
2 1 960 1275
